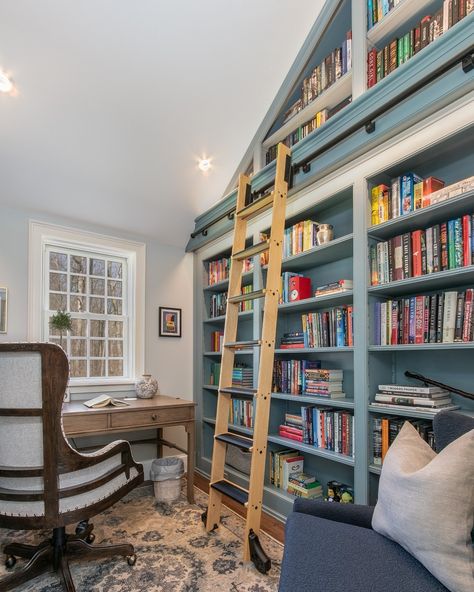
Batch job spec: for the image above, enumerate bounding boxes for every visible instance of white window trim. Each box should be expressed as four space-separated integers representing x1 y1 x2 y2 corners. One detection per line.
28 220 146 392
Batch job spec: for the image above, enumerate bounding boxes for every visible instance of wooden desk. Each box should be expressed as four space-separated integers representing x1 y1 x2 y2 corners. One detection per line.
62 395 196 503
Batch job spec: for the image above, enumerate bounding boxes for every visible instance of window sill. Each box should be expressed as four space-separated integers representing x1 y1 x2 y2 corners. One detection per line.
69 380 137 395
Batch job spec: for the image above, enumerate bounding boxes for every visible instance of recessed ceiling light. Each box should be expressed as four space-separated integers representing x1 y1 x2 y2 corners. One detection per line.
198 158 212 173
0 70 13 93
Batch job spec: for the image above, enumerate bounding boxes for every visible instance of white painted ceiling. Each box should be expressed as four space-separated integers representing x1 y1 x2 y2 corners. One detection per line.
0 1 324 247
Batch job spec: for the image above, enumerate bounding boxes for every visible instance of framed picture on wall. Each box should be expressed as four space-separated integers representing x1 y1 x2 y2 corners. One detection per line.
159 306 182 338
0 287 7 333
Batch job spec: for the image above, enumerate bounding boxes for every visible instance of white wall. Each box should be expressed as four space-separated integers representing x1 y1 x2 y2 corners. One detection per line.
0 204 194 473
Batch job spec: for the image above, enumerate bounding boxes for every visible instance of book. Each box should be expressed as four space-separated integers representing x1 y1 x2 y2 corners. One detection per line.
375 393 453 407
83 395 130 408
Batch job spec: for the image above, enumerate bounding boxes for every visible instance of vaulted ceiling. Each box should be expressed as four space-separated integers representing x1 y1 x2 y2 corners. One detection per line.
0 1 324 247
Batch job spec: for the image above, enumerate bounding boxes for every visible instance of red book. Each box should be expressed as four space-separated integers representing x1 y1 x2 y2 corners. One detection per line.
462 214 472 266
279 425 303 436
279 430 303 442
403 299 410 344
415 295 425 344
391 301 399 345
392 235 404 281
411 230 423 277
280 343 305 349
347 305 353 347
367 49 377 88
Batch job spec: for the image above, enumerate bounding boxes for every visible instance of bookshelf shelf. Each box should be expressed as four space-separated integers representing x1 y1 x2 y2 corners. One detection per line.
203 310 253 324
203 350 254 357
368 342 474 351
367 190 474 240
203 416 253 437
263 72 353 150
272 392 355 409
203 384 219 391
279 234 353 272
275 347 354 354
267 433 355 466
204 271 253 293
366 0 435 47
278 291 353 314
369 464 382 475
368 266 474 296
368 404 444 420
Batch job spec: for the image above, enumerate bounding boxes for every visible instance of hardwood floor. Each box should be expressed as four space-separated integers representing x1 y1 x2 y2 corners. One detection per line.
193 472 285 544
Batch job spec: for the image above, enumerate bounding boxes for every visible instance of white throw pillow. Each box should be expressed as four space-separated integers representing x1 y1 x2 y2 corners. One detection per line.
372 421 474 592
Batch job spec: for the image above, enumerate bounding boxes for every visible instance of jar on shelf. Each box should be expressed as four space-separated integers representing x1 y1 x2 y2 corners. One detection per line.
316 224 334 245
135 374 159 399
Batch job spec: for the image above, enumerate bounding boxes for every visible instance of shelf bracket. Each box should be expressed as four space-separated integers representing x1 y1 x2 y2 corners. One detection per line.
365 120 376 134
462 52 474 74
302 163 311 174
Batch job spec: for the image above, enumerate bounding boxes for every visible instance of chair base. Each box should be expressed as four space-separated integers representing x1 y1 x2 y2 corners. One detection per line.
1 522 136 592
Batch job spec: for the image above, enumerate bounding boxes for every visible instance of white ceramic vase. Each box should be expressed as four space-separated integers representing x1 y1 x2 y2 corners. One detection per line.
135 374 159 399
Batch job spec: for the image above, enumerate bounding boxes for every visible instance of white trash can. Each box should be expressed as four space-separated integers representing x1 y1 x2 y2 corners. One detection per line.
150 457 184 503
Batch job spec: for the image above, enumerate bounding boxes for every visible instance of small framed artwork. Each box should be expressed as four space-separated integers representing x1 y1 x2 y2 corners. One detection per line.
0 287 7 333
159 306 182 338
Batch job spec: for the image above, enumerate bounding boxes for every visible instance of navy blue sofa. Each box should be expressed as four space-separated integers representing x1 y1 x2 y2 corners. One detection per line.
279 411 474 592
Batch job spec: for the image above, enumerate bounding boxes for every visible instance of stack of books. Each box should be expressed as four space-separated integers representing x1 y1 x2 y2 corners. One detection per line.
370 214 474 285
372 383 459 414
279 331 305 349
367 2 473 88
279 413 303 442
373 416 435 466
315 279 353 297
373 289 474 345
273 359 321 394
304 368 345 399
288 474 323 500
301 305 354 348
232 366 253 389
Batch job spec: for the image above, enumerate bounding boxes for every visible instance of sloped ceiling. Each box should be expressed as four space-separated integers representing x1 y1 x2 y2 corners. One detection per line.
0 0 325 247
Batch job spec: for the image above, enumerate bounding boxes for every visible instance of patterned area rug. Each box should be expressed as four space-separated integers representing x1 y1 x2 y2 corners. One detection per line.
0 484 283 591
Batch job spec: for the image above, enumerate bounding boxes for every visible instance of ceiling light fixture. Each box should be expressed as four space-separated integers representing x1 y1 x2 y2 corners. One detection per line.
0 70 13 93
198 158 212 173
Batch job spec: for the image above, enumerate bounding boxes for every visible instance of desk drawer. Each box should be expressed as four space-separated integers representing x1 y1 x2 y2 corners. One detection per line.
63 413 108 435
110 407 192 429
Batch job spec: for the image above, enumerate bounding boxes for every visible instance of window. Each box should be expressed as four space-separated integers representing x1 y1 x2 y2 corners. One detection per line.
29 221 145 389
46 246 128 379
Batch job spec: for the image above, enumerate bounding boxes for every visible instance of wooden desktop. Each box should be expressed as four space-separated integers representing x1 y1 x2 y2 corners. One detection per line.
62 395 196 503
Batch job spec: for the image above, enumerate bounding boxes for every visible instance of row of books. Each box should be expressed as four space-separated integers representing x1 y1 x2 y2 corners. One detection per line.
229 398 254 429
265 96 352 165
301 306 354 348
269 449 323 499
273 359 321 395
283 30 352 124
370 214 474 285
371 383 458 414
367 2 473 88
367 0 401 30
373 416 435 466
371 175 474 225
373 289 474 345
279 407 354 457
207 256 252 286
210 330 224 352
371 174 444 224
209 286 254 318
282 219 319 257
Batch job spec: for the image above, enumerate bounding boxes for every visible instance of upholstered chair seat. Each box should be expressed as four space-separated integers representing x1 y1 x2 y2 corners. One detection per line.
0 343 144 592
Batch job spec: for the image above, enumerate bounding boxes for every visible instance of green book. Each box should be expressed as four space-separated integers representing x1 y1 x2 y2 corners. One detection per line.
397 38 404 66
403 32 410 63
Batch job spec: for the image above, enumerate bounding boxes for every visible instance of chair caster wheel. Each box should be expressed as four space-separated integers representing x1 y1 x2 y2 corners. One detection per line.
86 533 95 544
127 554 137 566
75 520 89 535
5 555 16 569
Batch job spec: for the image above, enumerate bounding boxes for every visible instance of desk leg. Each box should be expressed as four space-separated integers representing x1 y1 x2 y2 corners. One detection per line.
185 422 195 504
157 428 163 459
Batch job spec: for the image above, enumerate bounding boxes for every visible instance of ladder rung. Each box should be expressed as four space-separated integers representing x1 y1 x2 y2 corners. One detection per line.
210 479 249 506
224 340 261 349
236 192 274 220
215 432 254 451
219 386 256 397
228 289 265 304
233 240 270 261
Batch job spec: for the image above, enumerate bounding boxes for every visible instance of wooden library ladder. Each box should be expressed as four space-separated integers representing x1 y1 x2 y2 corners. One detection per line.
202 143 291 574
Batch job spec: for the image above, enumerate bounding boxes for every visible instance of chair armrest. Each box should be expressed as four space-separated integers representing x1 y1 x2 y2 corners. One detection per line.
293 499 375 529
61 439 142 474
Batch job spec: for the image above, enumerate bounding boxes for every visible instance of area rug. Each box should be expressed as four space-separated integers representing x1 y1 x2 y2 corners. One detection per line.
0 484 283 591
